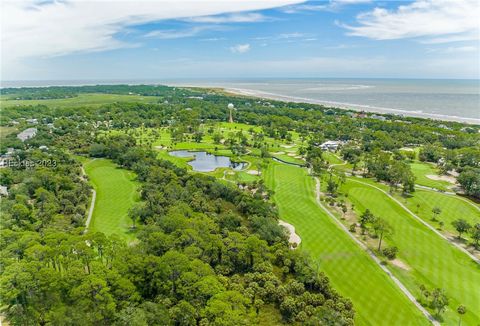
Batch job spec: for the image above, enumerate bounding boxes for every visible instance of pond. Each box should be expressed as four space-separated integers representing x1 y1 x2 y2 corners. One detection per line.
169 150 247 172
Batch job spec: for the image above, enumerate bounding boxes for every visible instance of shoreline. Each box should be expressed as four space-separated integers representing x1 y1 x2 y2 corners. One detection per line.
221 87 480 125
2 80 478 124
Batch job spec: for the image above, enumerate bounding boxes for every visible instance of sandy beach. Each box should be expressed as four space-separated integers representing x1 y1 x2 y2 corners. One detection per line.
223 87 480 125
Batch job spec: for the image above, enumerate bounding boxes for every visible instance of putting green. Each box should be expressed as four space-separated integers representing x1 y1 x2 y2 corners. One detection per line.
265 163 428 325
410 162 452 191
84 159 138 241
343 179 480 324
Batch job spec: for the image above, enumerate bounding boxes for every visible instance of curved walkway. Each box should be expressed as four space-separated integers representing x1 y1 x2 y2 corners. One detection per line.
312 174 438 325
415 185 480 212
81 165 97 232
349 178 480 264
85 189 96 231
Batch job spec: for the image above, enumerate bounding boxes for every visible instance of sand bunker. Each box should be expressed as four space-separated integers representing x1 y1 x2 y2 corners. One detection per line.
278 220 301 247
287 153 296 157
426 174 456 184
273 151 285 155
281 145 294 148
246 170 260 175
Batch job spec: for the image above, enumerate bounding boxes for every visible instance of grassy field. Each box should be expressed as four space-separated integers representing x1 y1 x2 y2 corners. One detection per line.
341 179 480 324
393 189 480 240
264 163 428 326
410 162 453 191
84 159 139 241
1 93 159 108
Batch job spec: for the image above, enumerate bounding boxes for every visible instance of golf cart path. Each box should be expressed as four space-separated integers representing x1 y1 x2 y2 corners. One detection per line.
81 165 97 231
348 178 480 264
313 175 439 325
414 185 480 212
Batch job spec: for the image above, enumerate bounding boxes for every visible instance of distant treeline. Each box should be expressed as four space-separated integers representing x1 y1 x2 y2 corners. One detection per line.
1 84 193 99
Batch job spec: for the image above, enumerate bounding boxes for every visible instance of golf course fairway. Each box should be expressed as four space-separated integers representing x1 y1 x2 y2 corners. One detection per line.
265 162 428 325
84 159 138 241
343 179 480 325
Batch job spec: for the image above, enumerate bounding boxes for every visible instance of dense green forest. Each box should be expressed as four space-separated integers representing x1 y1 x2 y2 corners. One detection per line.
1 85 479 325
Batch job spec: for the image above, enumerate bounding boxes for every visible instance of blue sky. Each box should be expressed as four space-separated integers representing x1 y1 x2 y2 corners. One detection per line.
1 0 479 80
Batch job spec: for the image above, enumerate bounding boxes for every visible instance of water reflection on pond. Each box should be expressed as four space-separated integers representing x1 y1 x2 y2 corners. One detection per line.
169 150 246 172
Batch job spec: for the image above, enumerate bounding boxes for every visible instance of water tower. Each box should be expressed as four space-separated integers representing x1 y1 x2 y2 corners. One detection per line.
228 103 235 123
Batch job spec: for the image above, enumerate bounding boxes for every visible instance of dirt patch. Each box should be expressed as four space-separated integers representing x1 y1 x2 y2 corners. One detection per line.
246 170 260 175
390 259 411 271
278 220 301 248
426 174 456 184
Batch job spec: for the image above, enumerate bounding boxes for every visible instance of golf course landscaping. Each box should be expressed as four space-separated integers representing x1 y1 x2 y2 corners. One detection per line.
264 162 429 325
83 158 139 241
337 177 480 325
87 120 480 325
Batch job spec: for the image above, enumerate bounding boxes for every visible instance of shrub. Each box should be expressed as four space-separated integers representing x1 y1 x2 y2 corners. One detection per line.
382 246 398 260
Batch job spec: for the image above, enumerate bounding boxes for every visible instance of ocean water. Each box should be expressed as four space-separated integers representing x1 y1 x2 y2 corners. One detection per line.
2 78 479 123
176 79 480 123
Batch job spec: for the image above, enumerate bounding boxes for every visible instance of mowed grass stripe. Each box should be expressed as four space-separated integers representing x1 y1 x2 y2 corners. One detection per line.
84 159 138 241
394 189 480 238
265 163 427 326
343 180 480 325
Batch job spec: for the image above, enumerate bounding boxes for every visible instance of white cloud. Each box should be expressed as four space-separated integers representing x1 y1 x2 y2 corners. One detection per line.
1 0 303 75
282 0 371 13
145 26 224 39
199 37 227 42
184 13 271 23
250 32 316 46
341 0 480 42
444 46 477 53
230 43 251 53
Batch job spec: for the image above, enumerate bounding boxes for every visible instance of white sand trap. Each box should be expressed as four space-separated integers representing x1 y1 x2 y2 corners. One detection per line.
281 145 294 148
154 146 166 150
295 156 303 159
273 151 285 155
246 170 260 175
399 147 415 152
278 220 301 248
390 259 411 271
287 153 296 157
426 174 456 184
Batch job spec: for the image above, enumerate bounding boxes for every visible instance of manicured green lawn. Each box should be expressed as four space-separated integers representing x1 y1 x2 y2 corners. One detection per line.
342 179 480 324
322 151 344 165
265 163 428 326
84 159 139 241
393 189 480 239
410 162 452 191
